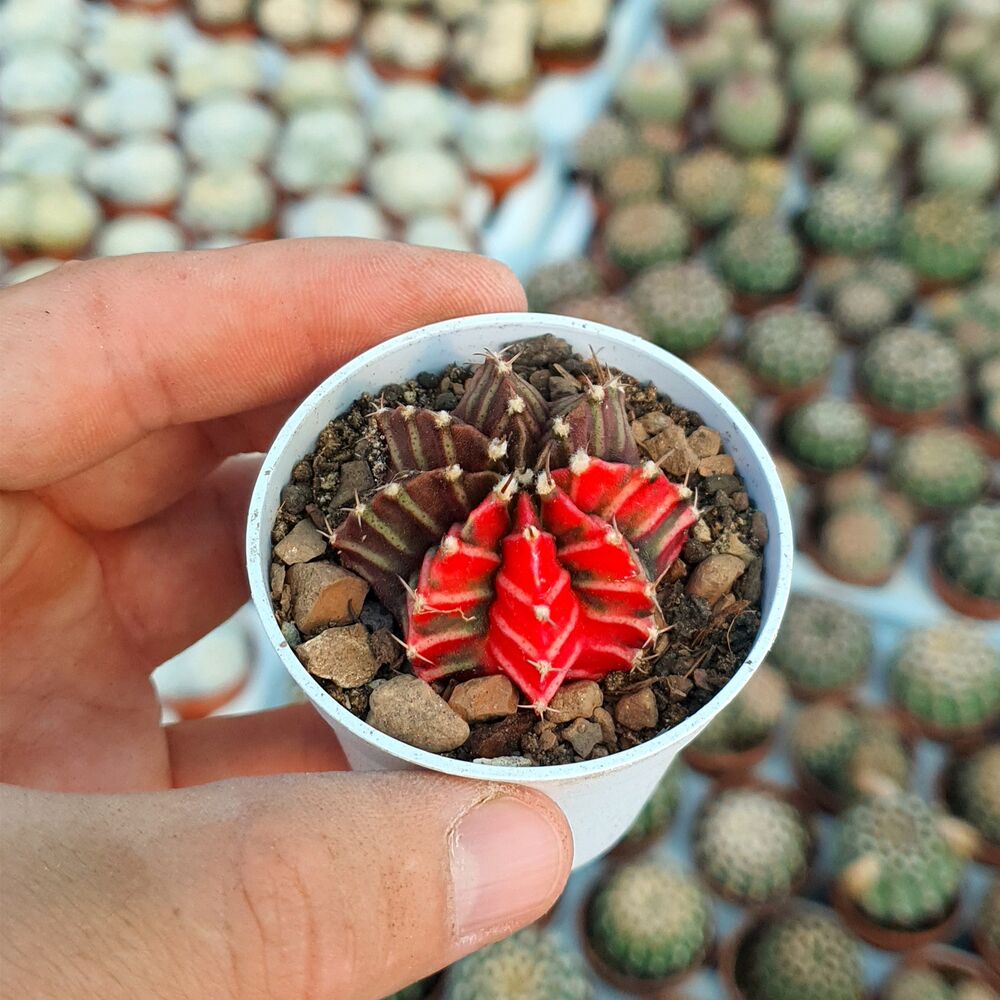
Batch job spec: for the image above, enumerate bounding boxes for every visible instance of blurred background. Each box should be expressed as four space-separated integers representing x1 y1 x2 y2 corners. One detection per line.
1 0 998 997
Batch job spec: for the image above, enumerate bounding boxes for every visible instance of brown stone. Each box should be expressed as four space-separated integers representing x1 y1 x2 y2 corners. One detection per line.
562 718 603 758
270 562 286 600
687 426 721 458
646 423 699 477
691 519 712 543
448 676 518 722
464 711 534 759
287 562 369 632
639 411 673 434
718 532 756 565
593 706 618 748
366 675 470 753
631 419 649 443
328 459 375 510
751 510 769 547
297 624 379 688
697 454 736 477
732 491 749 512
538 728 559 752
615 688 659 730
548 681 603 723
666 675 693 701
686 554 746 606
369 628 404 670
274 518 328 565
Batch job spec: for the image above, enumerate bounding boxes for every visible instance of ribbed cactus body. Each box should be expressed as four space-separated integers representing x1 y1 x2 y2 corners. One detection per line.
889 428 988 511
951 744 1000 847
692 663 787 752
783 398 871 472
936 503 1000 603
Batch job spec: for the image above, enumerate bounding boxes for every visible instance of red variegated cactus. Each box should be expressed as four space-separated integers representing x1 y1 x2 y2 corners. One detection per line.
333 350 697 709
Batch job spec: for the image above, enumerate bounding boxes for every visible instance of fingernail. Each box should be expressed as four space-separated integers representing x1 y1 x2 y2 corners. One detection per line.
451 796 567 944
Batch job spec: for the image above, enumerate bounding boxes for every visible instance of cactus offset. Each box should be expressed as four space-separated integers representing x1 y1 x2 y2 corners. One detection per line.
936 503 1000 604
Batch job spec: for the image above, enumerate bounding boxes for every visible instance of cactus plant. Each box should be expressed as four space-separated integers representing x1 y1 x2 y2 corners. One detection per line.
678 32 735 90
604 199 690 274
743 306 837 393
788 43 862 104
670 146 745 228
919 125 1000 198
813 256 861 305
739 906 864 1000
554 295 647 340
739 156 790 218
618 762 683 848
710 73 788 155
716 217 803 298
949 278 1000 363
890 624 1000 736
526 257 603 311
572 115 635 177
854 0 932 69
949 744 1000 848
830 278 898 341
818 499 907 586
804 179 897 256
834 791 966 930
900 194 992 284
783 398 871 472
891 66 973 137
691 356 758 415
587 862 713 981
616 58 691 125
600 152 663 205
977 878 1000 961
800 100 864 168
820 469 883 512
445 928 593 1000
659 0 721 33
630 261 731 356
867 257 917 307
708 2 763 42
935 503 1000 608
889 428 988 511
769 594 872 698
884 968 952 1000
691 663 788 755
771 0 848 46
694 787 812 904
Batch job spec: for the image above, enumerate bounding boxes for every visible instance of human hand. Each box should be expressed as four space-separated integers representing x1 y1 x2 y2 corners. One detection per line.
0 241 572 999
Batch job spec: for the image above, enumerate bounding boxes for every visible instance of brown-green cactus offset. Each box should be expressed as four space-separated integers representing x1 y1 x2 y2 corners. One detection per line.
743 306 837 392
716 217 803 298
889 428 988 511
692 662 788 754
900 194 992 284
949 744 1000 849
603 199 690 274
600 152 663 205
783 398 871 472
804 179 897 257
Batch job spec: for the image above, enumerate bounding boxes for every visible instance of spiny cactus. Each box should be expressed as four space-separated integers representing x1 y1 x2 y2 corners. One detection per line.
659 0 721 33
526 258 603 311
739 907 864 1000
554 295 647 340
739 156 790 218
743 306 837 393
691 662 788 755
900 194 992 284
949 744 1000 848
817 500 906 586
769 594 872 698
830 278 898 342
860 326 966 420
890 624 1000 736
691 356 758 415
600 152 663 205
587 862 713 981
800 100 864 168
716 217 803 298
444 928 593 1000
834 791 966 930
573 115 635 177
670 146 745 228
678 32 735 91
889 428 988 511
853 0 932 69
615 58 691 126
771 0 848 46
804 180 897 257
694 787 812 905
813 256 861 305
883 968 952 1000
618 762 683 848
891 65 973 138
918 125 1000 198
710 73 788 155
603 199 690 274
788 43 862 104
783 398 871 473
630 261 731 356
868 257 918 308
936 502 1000 609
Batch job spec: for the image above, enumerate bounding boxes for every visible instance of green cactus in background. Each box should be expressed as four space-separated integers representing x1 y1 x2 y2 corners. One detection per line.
820 468 882 511
867 256 917 308
618 763 683 848
788 42 862 104
738 156 790 218
936 503 1000 604
694 787 812 905
716 217 803 297
919 125 1000 198
804 179 897 256
616 58 691 125
770 594 872 698
743 306 837 392
978 879 1000 959
884 968 952 1000
604 200 690 274
691 356 758 415
860 326 965 418
710 73 788 154
949 278 1000 363
854 0 932 69
572 115 635 177
889 428 988 511
526 257 603 311
771 0 848 46
692 663 788 754
739 907 864 1000
800 99 864 168
554 294 648 339
783 398 871 472
834 791 966 930
659 0 721 33
709 1 762 43
830 278 898 341
630 261 731 355
890 624 1000 735
818 500 906 585
670 146 745 228
891 65 972 137
900 194 992 283
587 862 713 981
600 152 663 205
678 32 735 90
812 255 860 305
445 929 593 1000
950 744 1000 848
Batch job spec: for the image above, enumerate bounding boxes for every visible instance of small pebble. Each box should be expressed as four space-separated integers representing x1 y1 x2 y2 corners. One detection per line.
448 676 519 722
666 675 693 701
369 628 404 669
287 562 369 632
703 474 741 495
297 623 378 688
434 391 457 410
548 681 603 723
274 518 327 565
751 510 769 547
270 563 286 600
731 491 749 512
328 459 375 509
686 553 746 606
615 688 659 730
687 426 721 458
593 706 618 747
366 675 470 753
718 533 756 565
698 455 736 477
562 718 603 758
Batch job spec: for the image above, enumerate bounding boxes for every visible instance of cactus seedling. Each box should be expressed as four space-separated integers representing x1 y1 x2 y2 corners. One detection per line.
804 180 897 257
603 199 690 274
670 146 746 229
919 125 1000 198
615 58 691 126
691 356 758 415
659 0 721 33
739 156 790 218
935 503 1000 613
572 115 635 178
587 862 713 982
771 0 848 46
900 194 992 284
949 744 1000 850
600 152 663 205
526 257 603 311
743 306 837 393
716 217 803 299
788 43 862 104
554 295 647 340
891 66 973 138
889 428 988 511
853 0 932 69
445 928 593 1000
678 32 735 91
710 73 788 155
830 278 898 342
783 398 871 473
800 99 864 169
817 499 906 586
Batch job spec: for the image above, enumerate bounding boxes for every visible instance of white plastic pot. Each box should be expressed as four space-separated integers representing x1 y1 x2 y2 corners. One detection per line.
247 313 794 868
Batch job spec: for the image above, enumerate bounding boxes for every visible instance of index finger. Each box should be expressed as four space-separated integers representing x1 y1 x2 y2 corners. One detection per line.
0 239 526 491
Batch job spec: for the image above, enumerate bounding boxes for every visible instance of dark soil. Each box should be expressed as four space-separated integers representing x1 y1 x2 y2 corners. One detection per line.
270 334 765 765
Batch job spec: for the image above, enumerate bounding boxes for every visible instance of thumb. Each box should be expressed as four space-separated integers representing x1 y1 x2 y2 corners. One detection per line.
1 773 572 1000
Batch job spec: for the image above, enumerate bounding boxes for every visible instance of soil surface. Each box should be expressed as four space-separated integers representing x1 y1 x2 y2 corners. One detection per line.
270 334 765 765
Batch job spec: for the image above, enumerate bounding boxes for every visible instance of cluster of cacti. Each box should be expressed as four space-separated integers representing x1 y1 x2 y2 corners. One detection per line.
444 928 593 1000
918 125 1000 198
587 862 713 981
526 257 603 311
833 791 966 930
715 217 803 298
803 179 897 256
853 0 932 69
743 306 837 392
738 906 864 1000
935 504 1000 608
890 65 973 137
691 663 788 755
817 498 907 585
978 879 1000 961
330 352 697 710
630 260 731 355
859 326 966 420
710 73 788 154
691 356 759 415
618 763 683 848
793 702 912 806
669 147 745 228
771 0 848 47
800 99 864 168
782 397 871 472
659 0 721 34
788 42 862 104
889 428 988 511
889 624 1000 736
769 594 872 698
900 194 993 284
615 58 691 126
694 787 812 904
604 199 690 274
949 744 1000 849
600 152 663 205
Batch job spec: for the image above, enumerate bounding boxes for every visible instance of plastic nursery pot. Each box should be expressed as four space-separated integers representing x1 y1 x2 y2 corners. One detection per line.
682 732 773 779
887 944 1000 996
930 562 1000 622
246 312 794 869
